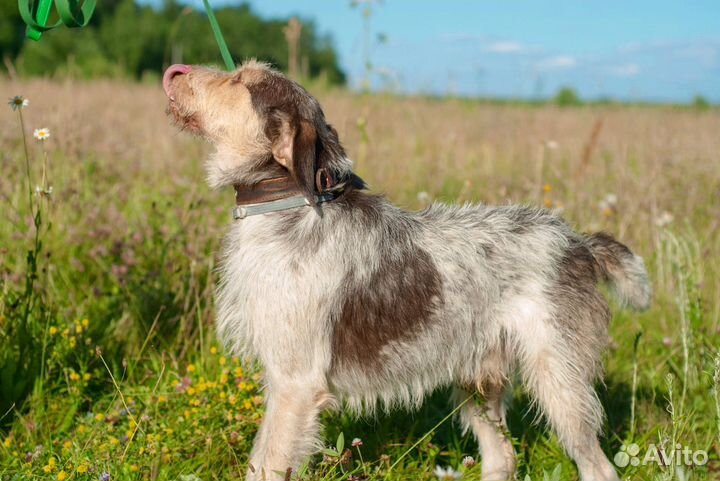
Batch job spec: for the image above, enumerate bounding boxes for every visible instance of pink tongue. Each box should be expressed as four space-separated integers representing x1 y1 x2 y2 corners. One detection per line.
163 64 192 98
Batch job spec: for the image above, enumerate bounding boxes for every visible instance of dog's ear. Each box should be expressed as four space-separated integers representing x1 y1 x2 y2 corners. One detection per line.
271 112 318 203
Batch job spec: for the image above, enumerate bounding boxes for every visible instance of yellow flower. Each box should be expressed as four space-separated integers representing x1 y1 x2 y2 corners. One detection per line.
243 400 253 410
218 357 227 366
77 425 87 434
110 437 120 446
210 346 218 354
157 395 167 403
2 437 11 448
68 337 77 348
130 464 139 472
77 464 89 474
543 183 552 193
43 465 53 473
186 364 196 373
49 326 58 336
186 387 196 396
233 367 244 377
69 371 81 382
57 470 67 481
81 318 89 328
63 440 72 450
48 457 57 466
83 372 91 381
95 413 104 422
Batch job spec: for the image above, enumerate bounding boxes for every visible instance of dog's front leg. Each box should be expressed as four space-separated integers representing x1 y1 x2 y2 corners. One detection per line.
246 382 331 481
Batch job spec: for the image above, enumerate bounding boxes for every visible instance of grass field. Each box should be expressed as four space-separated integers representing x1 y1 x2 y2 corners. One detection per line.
1 78 719 481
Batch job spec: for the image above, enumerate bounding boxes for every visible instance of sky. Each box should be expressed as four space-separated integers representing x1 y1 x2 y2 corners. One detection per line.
174 1 720 102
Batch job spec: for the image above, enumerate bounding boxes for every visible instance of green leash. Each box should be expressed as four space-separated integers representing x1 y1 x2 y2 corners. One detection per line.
18 0 235 71
19 0 96 40
202 0 235 70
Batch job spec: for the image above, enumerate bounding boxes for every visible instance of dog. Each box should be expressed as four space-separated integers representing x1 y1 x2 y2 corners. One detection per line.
163 60 650 481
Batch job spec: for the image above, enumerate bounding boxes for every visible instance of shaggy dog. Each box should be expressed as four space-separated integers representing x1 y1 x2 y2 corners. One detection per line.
163 61 650 481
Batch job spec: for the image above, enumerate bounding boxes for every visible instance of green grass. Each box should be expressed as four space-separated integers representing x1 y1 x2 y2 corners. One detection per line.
1 81 719 481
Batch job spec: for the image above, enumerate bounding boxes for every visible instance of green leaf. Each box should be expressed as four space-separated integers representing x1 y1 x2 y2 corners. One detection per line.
336 431 345 454
322 448 339 457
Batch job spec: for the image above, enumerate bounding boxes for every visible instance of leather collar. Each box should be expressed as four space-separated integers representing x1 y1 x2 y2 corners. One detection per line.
232 169 365 219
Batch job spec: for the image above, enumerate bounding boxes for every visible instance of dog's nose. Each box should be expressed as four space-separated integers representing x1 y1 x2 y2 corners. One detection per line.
163 64 192 99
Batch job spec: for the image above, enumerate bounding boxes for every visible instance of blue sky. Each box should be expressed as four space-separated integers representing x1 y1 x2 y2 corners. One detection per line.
176 1 720 102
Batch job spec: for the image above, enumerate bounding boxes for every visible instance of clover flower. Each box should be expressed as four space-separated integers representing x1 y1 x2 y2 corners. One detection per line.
351 437 363 447
462 455 476 467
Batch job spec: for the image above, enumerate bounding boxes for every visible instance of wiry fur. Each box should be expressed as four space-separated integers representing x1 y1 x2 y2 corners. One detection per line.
164 60 652 481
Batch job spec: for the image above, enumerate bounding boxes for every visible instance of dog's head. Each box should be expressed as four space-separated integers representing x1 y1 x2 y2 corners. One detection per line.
163 60 351 195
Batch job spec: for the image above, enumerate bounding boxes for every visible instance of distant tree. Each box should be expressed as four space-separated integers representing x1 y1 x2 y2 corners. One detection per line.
2 0 346 84
692 95 710 111
554 86 582 107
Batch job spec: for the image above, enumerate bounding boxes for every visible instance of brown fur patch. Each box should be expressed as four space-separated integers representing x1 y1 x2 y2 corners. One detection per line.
330 231 443 370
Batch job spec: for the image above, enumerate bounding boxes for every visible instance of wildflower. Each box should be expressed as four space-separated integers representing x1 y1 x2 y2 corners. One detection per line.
83 373 92 381
157 395 168 403
63 440 72 450
130 464 139 472
82 318 90 328
598 193 618 218
100 472 111 481
57 470 68 480
210 346 218 354
543 184 552 193
69 371 81 382
49 326 58 336
219 356 227 366
77 464 89 473
69 337 77 348
33 128 50 141
417 191 431 203
434 465 461 480
462 455 476 467
233 366 244 377
8 96 29 111
351 438 363 447
186 364 196 373
662 337 673 347
655 211 674 228
95 413 105 422
2 437 11 448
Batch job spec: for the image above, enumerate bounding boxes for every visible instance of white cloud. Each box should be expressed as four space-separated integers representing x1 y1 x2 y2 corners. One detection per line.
484 41 525 54
537 55 577 69
610 63 640 77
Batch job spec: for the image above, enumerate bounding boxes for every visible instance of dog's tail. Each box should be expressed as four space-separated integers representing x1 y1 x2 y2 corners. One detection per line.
585 232 651 310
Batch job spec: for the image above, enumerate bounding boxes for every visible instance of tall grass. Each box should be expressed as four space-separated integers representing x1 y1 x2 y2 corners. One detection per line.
0 78 718 480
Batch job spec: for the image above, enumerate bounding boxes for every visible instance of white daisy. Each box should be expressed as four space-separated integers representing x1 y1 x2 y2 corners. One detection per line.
434 465 462 480
8 96 29 111
33 128 51 141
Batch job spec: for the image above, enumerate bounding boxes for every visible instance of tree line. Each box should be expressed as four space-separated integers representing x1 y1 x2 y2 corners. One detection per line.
0 0 346 84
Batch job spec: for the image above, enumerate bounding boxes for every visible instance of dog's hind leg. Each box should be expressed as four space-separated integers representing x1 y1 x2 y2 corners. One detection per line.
455 383 516 481
515 325 619 481
246 382 334 481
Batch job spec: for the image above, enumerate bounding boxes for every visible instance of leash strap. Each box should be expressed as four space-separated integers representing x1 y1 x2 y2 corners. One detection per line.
202 0 235 70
